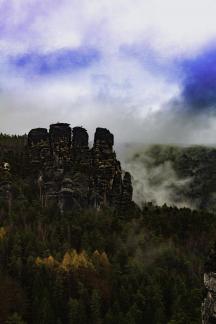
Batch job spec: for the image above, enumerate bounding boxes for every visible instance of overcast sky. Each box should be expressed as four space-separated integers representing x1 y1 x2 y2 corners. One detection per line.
1 0 216 144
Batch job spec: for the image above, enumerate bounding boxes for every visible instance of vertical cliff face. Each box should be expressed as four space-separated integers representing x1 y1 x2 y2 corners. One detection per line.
202 244 216 324
71 127 90 169
28 128 50 169
27 123 134 213
93 128 118 207
0 163 12 215
49 123 72 168
121 172 133 211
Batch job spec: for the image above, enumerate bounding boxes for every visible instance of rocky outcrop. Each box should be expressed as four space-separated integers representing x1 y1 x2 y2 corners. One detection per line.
92 128 119 207
0 162 12 215
202 243 216 323
71 127 90 170
27 123 133 213
28 128 51 178
49 123 72 169
121 172 133 211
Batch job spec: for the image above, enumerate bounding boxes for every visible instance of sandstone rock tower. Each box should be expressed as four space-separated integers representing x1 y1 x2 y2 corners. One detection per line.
27 123 133 213
202 243 216 323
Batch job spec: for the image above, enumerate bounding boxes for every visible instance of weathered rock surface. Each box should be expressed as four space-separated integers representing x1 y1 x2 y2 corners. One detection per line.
202 243 216 323
0 162 12 215
27 123 133 213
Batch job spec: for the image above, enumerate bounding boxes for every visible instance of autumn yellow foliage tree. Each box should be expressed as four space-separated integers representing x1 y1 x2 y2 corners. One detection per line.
35 255 58 268
61 250 94 270
0 227 6 240
35 249 111 272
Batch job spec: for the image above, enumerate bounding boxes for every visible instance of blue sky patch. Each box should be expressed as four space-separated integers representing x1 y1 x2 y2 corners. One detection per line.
9 47 100 76
180 46 216 111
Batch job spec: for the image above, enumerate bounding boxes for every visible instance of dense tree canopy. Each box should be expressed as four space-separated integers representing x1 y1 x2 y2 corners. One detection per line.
0 135 213 323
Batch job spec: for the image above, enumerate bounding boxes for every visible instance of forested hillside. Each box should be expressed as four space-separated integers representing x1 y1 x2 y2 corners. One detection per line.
126 144 216 211
0 134 215 323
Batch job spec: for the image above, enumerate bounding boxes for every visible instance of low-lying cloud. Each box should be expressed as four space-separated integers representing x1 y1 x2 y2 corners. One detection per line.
122 145 194 208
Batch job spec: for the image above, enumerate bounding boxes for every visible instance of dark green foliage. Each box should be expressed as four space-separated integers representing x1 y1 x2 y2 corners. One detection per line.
0 137 214 323
6 313 26 324
1 194 210 324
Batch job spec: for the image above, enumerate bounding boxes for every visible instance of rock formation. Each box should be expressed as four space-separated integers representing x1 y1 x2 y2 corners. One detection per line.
0 162 12 215
202 243 216 323
27 123 133 213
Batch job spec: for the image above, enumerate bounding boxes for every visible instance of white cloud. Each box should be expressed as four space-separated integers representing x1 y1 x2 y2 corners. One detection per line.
1 0 216 56
1 0 216 143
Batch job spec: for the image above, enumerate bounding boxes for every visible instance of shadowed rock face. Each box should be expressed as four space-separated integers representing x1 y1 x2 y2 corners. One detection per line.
202 244 216 323
72 127 88 148
72 127 90 169
28 128 50 168
49 123 72 168
121 172 133 211
0 163 12 215
94 128 114 147
28 128 49 146
92 127 118 207
27 123 133 213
